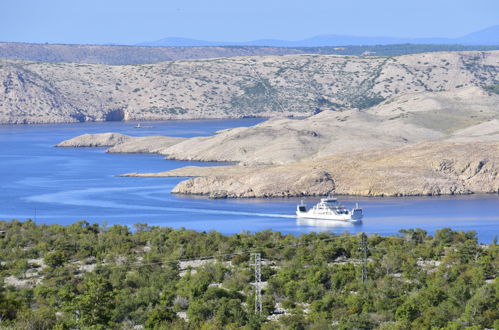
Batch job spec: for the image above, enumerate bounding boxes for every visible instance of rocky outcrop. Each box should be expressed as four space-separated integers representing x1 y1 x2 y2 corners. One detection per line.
2 51 499 124
56 133 131 147
171 168 336 198
160 142 499 197
107 136 186 154
56 133 185 154
58 86 499 198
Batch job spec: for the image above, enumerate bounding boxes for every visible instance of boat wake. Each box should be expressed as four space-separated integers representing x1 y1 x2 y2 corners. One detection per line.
25 186 296 219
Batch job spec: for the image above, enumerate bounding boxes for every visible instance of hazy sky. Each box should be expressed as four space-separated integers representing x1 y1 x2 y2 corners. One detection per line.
1 0 498 44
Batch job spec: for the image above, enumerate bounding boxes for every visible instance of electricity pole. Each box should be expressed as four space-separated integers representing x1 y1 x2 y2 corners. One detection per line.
360 233 368 284
252 253 262 315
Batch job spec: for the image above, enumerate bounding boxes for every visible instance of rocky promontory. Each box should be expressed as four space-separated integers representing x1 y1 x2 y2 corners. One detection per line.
146 87 499 165
56 133 131 147
129 142 499 198
56 133 185 154
58 86 499 198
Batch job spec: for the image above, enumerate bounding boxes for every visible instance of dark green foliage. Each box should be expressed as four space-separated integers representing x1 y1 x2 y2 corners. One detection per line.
349 94 385 109
0 220 497 328
483 84 499 94
144 308 177 328
0 284 23 321
43 250 68 268
230 79 281 114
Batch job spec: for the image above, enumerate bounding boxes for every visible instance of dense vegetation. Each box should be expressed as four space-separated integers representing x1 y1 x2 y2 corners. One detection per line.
0 220 497 329
484 84 499 94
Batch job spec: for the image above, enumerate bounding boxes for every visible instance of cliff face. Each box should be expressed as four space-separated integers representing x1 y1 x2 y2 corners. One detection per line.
2 51 499 124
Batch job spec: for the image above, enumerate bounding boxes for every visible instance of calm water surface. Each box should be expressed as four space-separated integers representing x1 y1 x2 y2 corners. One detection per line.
1 119 498 242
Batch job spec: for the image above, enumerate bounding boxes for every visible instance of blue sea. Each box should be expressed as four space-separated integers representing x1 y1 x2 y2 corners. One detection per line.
1 119 498 242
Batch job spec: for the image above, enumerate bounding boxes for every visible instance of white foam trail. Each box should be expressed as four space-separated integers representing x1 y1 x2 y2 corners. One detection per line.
296 218 355 228
25 186 296 219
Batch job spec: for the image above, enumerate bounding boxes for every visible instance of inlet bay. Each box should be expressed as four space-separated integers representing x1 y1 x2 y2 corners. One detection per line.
1 119 498 242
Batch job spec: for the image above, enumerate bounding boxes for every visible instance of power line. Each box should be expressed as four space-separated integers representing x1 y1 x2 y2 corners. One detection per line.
360 232 368 284
252 253 262 315
95 233 411 271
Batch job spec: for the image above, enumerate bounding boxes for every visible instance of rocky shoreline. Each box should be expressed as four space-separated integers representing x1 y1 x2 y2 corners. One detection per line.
56 86 499 198
120 142 499 198
56 133 186 155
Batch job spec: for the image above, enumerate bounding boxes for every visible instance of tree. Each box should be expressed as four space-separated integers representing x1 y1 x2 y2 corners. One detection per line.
44 250 68 268
75 275 116 328
462 282 498 327
144 308 176 329
395 299 420 322
0 285 23 321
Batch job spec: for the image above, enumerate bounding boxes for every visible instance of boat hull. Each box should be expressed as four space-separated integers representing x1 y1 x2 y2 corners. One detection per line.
295 211 362 222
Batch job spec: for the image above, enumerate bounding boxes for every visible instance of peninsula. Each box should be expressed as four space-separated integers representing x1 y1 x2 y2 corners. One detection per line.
58 85 499 198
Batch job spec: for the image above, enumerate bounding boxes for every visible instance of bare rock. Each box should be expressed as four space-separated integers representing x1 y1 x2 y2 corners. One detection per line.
168 142 499 197
56 133 131 147
161 86 499 165
107 136 186 154
57 133 185 154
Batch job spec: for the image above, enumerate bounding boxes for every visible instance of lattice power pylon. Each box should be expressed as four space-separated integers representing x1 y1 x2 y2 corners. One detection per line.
360 232 368 284
252 253 262 314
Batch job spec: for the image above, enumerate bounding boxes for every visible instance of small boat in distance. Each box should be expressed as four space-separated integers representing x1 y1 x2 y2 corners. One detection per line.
296 195 363 222
134 123 154 129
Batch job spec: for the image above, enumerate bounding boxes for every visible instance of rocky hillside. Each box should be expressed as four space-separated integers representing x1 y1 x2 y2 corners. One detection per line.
129 141 499 198
59 86 499 197
118 87 499 165
0 42 307 65
59 86 499 165
3 42 499 65
1 51 499 124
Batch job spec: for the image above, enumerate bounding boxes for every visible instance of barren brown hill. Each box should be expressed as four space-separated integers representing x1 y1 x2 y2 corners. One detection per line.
59 86 499 198
125 142 499 198
58 86 499 164
147 87 499 164
2 51 499 124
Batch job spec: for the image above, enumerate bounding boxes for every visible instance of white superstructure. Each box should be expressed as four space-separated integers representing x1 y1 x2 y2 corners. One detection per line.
296 196 363 222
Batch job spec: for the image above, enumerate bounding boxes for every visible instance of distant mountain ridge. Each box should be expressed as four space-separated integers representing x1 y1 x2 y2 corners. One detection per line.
139 25 499 47
1 42 499 66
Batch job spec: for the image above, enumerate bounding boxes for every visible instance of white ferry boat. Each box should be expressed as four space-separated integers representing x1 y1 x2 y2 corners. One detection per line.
296 196 363 222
